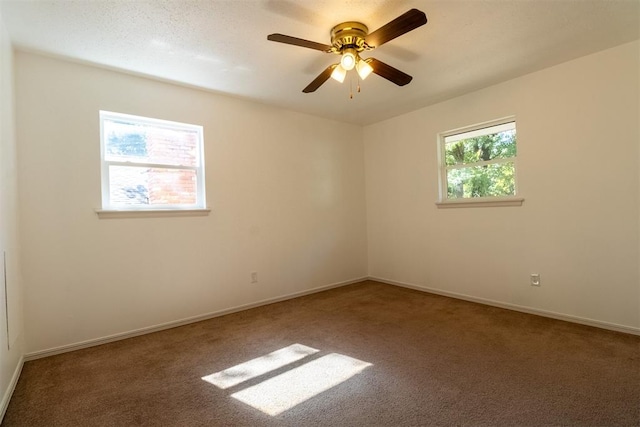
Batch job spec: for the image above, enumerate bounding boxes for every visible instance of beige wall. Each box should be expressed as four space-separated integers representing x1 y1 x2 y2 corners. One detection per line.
0 10 24 420
15 53 368 354
364 41 640 330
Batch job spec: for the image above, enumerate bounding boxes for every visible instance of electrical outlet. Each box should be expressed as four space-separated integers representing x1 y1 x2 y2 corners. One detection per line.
530 273 540 286
251 272 258 283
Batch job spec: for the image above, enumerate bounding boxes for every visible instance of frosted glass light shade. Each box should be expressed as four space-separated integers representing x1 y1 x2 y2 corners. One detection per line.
330 64 346 83
356 59 373 80
340 49 356 71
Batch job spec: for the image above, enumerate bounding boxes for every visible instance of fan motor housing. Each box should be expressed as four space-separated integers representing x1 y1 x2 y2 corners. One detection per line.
330 22 369 52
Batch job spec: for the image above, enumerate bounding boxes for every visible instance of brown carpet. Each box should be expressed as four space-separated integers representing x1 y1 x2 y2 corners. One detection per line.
3 281 639 426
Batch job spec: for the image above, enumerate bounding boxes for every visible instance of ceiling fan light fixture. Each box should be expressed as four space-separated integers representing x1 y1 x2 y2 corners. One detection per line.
356 58 373 80
330 64 346 83
267 9 427 93
340 48 357 70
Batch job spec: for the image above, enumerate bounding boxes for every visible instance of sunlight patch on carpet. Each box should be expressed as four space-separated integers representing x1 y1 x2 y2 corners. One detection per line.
202 343 319 389
230 353 372 416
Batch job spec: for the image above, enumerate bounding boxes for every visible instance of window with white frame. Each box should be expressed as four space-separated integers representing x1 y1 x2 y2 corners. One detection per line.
100 111 206 210
438 118 517 203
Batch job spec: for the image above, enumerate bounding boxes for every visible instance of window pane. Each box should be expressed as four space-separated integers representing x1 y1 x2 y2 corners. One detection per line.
104 119 199 167
109 166 197 206
445 125 516 166
447 162 515 199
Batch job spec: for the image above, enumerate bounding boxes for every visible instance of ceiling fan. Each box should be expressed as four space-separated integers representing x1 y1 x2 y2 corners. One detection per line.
267 9 427 93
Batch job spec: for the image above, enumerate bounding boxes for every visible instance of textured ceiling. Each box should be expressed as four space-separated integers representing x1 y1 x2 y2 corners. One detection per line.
1 0 639 125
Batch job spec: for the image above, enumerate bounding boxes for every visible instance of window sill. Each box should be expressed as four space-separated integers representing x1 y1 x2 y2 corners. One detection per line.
435 197 524 209
95 208 211 219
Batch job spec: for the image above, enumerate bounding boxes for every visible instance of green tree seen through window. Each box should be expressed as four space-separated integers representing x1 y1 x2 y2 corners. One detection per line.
444 127 516 199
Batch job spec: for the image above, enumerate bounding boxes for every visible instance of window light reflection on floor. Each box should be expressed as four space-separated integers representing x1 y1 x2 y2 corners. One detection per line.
231 353 372 416
202 343 319 389
202 344 372 416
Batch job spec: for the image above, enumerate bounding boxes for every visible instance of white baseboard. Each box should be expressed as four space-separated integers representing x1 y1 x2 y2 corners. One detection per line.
24 275 638 361
0 354 24 424
371 276 640 336
25 276 368 361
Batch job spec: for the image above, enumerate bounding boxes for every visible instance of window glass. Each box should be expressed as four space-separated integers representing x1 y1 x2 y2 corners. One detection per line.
440 119 517 201
100 111 205 210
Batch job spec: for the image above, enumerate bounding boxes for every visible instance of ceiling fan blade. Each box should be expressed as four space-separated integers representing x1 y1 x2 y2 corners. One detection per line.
365 9 427 48
303 65 337 93
367 58 412 86
267 34 333 52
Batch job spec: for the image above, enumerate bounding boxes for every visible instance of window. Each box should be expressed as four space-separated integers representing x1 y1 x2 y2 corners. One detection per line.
437 117 522 207
99 111 206 212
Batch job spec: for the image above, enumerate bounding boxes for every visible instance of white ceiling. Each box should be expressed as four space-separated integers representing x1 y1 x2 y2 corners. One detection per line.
1 0 639 125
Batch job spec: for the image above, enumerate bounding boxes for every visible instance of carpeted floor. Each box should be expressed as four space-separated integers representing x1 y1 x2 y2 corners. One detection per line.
3 281 639 426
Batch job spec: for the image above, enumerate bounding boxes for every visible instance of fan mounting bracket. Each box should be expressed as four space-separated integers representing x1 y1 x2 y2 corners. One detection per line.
330 21 372 54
